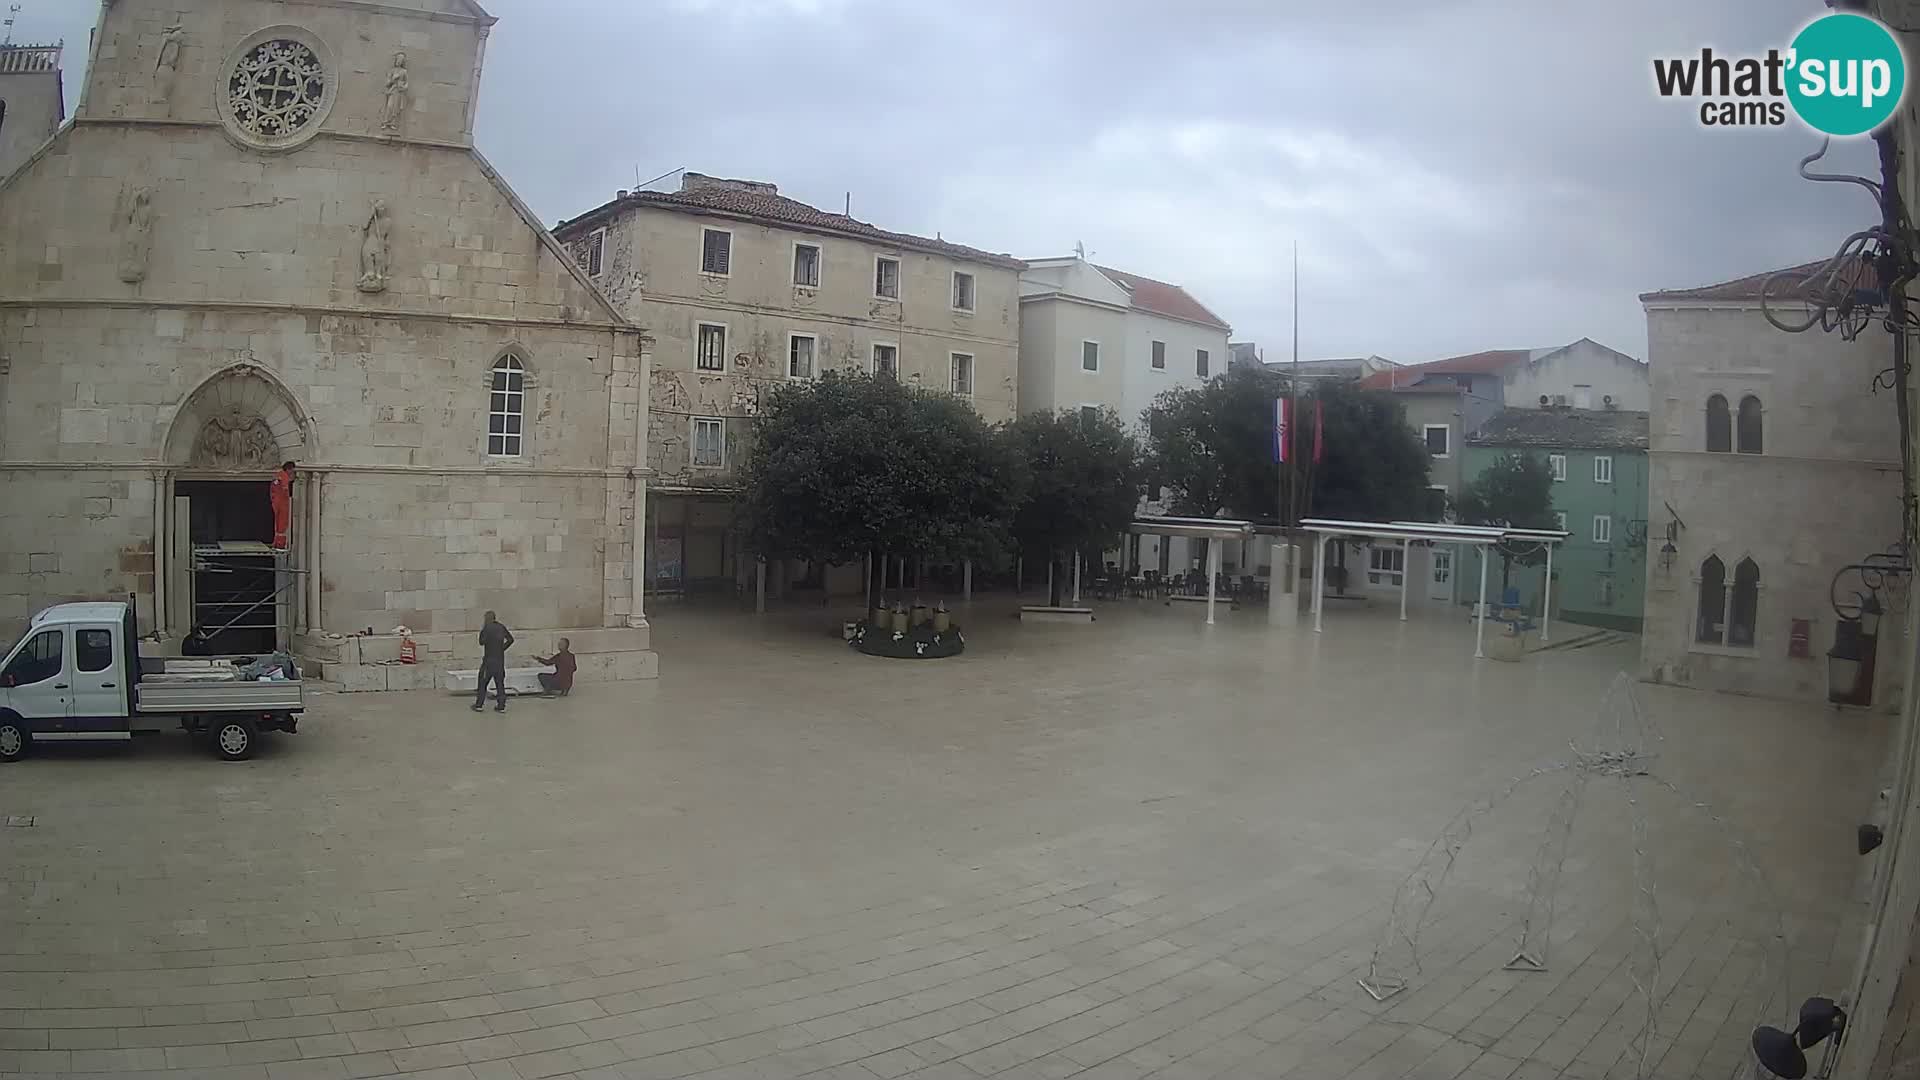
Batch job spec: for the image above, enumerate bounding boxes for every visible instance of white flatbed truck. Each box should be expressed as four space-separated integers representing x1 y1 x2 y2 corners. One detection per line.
0 600 303 762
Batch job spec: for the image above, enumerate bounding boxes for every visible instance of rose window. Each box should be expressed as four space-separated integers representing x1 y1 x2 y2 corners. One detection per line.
227 39 326 140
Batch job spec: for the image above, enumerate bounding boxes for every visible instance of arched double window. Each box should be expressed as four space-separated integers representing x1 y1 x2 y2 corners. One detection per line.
1696 554 1759 647
1736 395 1763 454
1706 394 1731 453
487 353 525 457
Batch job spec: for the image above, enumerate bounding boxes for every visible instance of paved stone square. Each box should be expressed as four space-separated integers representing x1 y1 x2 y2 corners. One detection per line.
0 599 1890 1079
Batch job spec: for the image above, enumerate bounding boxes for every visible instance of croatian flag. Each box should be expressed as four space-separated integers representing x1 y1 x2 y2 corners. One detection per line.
1274 398 1290 463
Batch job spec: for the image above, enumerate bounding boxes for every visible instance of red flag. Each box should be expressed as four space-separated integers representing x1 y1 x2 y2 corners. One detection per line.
1312 399 1325 464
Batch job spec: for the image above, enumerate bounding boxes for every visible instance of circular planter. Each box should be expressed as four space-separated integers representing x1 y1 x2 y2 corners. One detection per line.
851 619 965 659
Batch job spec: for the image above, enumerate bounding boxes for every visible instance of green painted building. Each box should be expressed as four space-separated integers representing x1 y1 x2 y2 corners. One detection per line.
1462 408 1650 632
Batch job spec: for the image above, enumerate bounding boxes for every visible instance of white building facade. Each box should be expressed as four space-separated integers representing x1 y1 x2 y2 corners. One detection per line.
1018 256 1231 576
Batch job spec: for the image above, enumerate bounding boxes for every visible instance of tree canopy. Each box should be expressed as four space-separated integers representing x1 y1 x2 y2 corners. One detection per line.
1006 407 1144 604
1141 367 1433 523
1456 451 1558 588
736 372 1024 567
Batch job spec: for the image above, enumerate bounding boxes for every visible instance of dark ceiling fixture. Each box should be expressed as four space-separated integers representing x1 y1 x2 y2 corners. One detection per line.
1752 997 1847 1078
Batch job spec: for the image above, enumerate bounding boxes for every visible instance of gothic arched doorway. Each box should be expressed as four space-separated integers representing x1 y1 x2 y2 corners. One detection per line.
158 366 315 652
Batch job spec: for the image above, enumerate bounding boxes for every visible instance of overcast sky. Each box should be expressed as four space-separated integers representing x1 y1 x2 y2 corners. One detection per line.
34 0 1887 364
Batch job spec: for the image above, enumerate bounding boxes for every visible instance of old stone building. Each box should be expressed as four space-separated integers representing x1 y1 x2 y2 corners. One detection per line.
0 0 655 687
552 175 1023 597
1638 264 1902 707
0 42 64 180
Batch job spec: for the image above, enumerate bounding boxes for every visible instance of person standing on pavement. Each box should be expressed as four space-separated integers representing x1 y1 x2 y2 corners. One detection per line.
473 610 514 712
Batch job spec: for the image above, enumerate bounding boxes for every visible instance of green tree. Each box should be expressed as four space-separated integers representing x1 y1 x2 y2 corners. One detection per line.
1455 452 1557 590
1141 368 1433 522
737 372 1024 596
1006 407 1144 606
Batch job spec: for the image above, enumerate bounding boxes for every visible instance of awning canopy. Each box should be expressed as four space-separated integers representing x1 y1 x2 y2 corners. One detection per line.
1302 518 1506 545
1128 515 1256 541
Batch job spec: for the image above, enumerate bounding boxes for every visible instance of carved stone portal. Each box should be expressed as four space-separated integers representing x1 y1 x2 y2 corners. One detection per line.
191 411 280 470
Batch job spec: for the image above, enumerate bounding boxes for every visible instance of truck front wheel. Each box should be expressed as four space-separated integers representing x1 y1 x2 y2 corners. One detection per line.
212 718 258 761
0 717 25 763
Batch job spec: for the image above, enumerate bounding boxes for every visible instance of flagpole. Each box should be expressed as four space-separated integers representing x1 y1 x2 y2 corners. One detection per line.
1289 241 1301 531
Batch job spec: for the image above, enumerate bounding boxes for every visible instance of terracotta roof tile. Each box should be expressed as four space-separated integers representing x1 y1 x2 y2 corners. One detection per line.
1639 255 1880 303
1092 265 1231 330
1357 348 1530 391
556 183 1024 270
1467 408 1650 451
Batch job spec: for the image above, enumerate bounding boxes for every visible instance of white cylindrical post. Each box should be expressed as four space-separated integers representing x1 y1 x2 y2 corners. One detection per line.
755 557 767 614
1205 538 1221 625
1474 544 1490 659
1073 551 1082 603
864 553 873 610
1542 542 1554 643
962 559 973 602
308 474 323 635
1312 535 1327 632
1268 543 1298 628
1399 538 1410 622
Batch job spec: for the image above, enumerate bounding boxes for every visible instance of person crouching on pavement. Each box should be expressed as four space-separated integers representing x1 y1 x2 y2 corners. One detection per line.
534 638 576 697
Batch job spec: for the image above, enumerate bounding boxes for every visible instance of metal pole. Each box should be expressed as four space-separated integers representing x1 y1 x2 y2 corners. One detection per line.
1205 539 1220 625
1542 541 1554 643
1312 534 1326 632
1474 544 1489 659
1072 550 1082 603
962 559 972 603
755 557 766 614
1399 538 1409 621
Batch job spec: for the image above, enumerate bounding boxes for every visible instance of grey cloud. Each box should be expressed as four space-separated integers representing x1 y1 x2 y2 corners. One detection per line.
36 0 1894 365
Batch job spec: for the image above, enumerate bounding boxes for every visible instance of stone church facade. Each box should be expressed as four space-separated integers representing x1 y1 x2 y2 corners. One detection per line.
0 0 656 686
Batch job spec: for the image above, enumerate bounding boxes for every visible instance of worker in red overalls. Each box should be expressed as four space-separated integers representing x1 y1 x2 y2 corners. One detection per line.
270 461 295 551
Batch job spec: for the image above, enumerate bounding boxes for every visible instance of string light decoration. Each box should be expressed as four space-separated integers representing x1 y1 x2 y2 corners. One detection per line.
1356 675 1795 1080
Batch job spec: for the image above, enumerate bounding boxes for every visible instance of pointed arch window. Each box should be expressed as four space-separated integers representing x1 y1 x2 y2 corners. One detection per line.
1737 395 1763 454
1705 394 1731 453
488 354 525 457
1696 554 1759 648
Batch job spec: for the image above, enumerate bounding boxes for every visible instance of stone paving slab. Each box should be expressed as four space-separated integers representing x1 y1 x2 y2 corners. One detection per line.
0 600 1887 1078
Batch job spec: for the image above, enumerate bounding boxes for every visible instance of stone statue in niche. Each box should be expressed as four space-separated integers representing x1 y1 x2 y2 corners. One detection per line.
378 50 409 133
192 410 279 470
117 185 154 284
153 21 185 115
357 199 390 293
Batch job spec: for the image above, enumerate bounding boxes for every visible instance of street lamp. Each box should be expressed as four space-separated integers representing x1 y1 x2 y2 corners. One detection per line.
1828 614 1872 707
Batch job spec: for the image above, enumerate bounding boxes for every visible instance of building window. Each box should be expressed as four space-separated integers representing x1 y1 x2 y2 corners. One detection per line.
487 353 525 457
696 323 727 372
1737 395 1763 454
1082 341 1100 372
950 352 973 396
221 34 331 149
1549 453 1567 481
1593 455 1613 484
579 227 605 277
874 256 900 300
692 417 725 468
1366 545 1405 587
1151 340 1167 370
1555 511 1568 532
77 629 113 673
788 334 815 379
1080 404 1100 428
1591 514 1611 545
952 271 975 312
872 343 898 379
1573 385 1593 409
700 228 731 275
1423 424 1450 458
1706 394 1731 452
793 242 821 288
1695 555 1760 648
1196 349 1210 377
1598 576 1615 607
